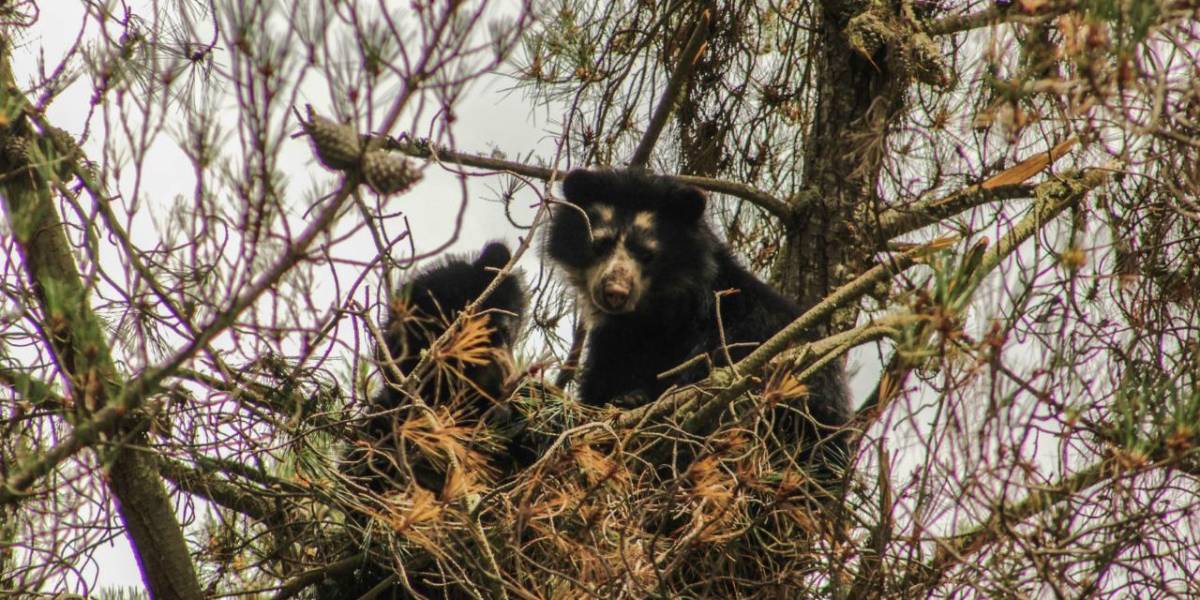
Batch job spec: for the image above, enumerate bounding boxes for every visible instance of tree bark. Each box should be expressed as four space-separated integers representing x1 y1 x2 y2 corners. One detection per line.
782 0 905 332
0 44 203 600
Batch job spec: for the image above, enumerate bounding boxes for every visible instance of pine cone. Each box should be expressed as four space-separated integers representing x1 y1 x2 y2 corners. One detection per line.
304 106 361 171
41 126 83 178
2 133 31 168
362 150 421 195
44 126 80 157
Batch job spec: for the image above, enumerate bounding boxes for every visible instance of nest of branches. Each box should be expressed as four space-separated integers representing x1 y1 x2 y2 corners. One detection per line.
312 360 852 600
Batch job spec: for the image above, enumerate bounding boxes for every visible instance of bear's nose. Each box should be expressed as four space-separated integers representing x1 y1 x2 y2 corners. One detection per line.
603 280 630 308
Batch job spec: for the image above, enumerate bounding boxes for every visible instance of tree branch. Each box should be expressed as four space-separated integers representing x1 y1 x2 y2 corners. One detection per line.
875 183 1035 240
928 3 1078 36
0 43 204 599
856 167 1111 430
629 6 711 168
386 138 794 220
876 138 1078 240
674 173 795 221
904 443 1199 594
158 458 280 524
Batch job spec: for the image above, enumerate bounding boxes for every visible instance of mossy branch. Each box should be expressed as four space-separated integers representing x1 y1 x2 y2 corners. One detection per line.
0 42 205 599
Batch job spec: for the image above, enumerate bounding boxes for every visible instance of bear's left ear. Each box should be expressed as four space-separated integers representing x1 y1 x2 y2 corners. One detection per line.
672 185 707 222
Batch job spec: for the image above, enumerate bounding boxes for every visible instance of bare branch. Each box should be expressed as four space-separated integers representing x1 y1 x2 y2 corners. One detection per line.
629 6 711 168
876 138 1077 240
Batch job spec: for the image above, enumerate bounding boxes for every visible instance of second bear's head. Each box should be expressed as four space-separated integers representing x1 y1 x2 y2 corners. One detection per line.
545 168 720 318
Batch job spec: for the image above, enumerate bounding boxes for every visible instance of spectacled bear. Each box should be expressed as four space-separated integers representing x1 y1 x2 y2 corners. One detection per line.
343 241 528 496
545 168 850 466
375 241 526 419
322 242 527 600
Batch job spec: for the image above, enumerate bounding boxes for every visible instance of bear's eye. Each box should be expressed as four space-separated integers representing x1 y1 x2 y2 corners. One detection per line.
626 241 656 262
592 236 616 254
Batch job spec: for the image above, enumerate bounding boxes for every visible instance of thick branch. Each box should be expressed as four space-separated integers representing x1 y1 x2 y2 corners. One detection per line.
0 45 203 599
158 458 279 522
875 183 1035 240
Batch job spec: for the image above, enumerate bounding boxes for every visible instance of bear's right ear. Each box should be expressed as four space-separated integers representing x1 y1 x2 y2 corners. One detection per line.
671 185 707 223
474 241 512 270
561 169 603 206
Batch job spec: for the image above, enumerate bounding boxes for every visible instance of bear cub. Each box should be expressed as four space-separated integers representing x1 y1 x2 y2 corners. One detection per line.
545 168 850 460
345 241 527 495
375 241 526 417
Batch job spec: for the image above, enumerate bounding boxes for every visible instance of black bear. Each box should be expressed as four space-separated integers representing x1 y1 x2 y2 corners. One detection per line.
545 168 850 465
321 242 527 600
375 240 526 420
343 241 527 496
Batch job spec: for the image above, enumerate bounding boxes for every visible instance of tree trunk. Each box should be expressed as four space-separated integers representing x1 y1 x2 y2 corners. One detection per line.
780 0 905 333
0 44 203 600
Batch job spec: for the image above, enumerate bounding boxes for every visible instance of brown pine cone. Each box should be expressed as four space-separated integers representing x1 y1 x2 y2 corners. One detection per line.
362 150 421 195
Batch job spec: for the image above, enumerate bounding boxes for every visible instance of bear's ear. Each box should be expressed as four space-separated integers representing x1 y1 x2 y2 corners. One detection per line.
561 169 604 206
670 185 707 223
474 242 512 271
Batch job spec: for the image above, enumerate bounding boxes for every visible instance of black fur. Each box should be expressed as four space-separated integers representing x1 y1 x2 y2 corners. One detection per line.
375 240 526 418
343 241 527 496
321 243 527 600
546 168 850 463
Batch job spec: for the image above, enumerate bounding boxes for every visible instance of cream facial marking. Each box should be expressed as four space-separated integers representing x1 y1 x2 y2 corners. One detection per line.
590 204 615 225
591 227 616 241
632 211 655 232
584 233 650 314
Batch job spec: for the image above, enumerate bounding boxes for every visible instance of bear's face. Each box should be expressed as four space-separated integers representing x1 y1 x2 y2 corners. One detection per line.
546 169 718 320
579 203 657 314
